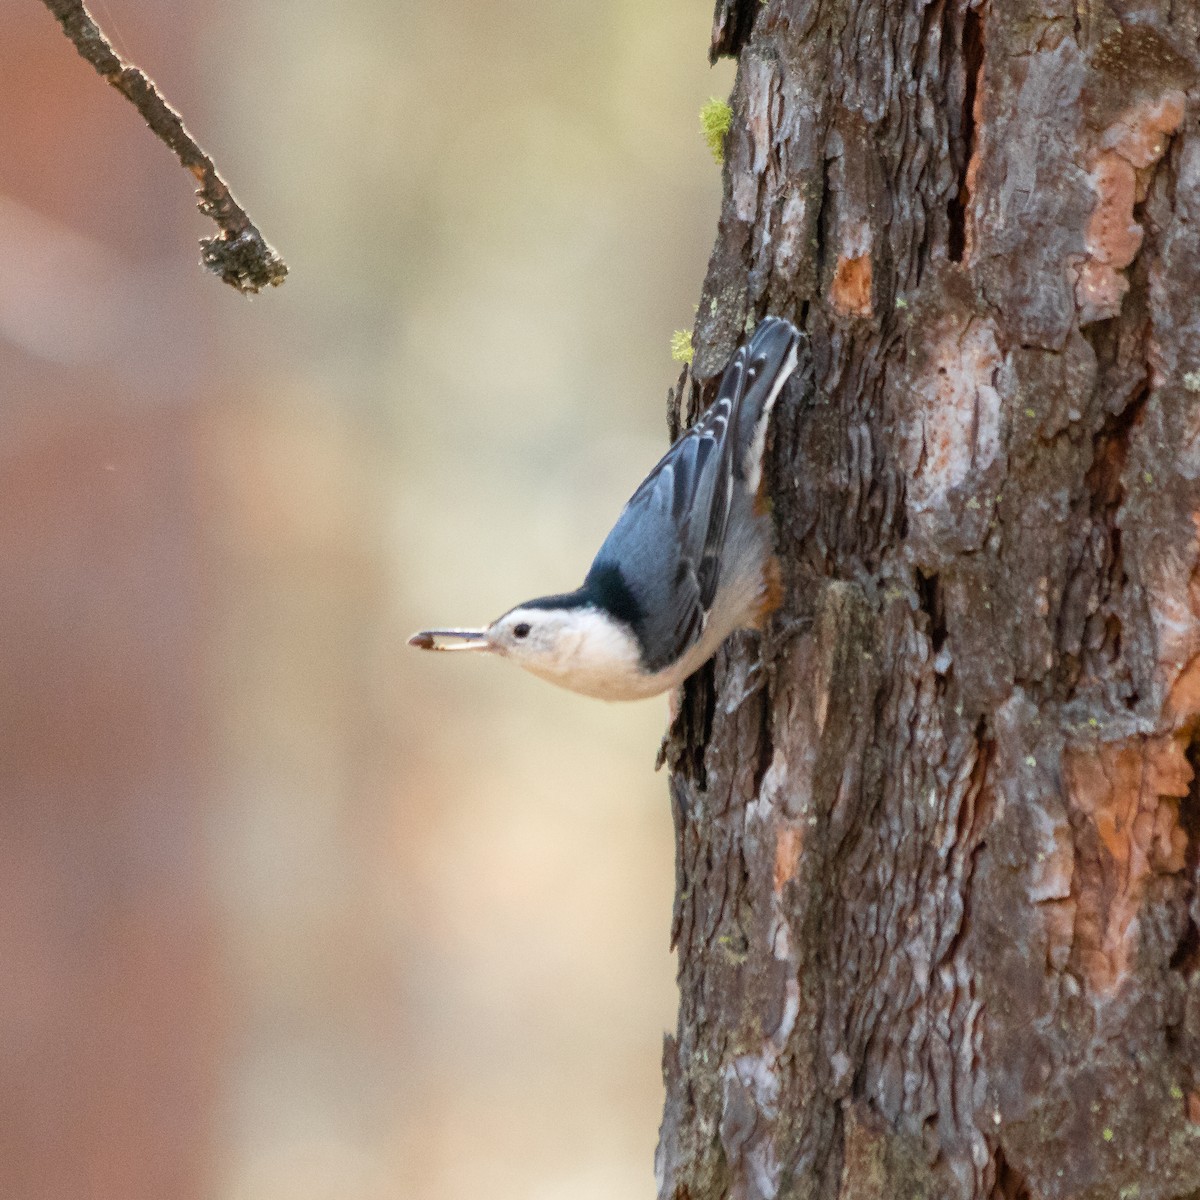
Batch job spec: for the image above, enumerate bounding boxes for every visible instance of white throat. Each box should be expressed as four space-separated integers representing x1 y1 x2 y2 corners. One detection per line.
514 608 657 701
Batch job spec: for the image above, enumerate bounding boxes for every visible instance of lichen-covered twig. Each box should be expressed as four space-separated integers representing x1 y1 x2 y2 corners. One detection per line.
42 0 288 294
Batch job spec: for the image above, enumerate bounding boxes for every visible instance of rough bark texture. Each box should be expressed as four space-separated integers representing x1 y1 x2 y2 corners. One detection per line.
657 2 1200 1197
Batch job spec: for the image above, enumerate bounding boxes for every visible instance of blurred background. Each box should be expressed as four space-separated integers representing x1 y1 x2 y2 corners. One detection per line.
0 2 733 1197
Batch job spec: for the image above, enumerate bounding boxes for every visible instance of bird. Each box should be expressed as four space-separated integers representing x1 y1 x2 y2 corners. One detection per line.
409 316 805 700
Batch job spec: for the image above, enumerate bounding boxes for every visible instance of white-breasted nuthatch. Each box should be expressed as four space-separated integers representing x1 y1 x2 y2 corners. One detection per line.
409 316 804 700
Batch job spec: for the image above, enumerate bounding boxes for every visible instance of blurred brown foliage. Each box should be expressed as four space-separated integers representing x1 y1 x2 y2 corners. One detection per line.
0 3 730 1198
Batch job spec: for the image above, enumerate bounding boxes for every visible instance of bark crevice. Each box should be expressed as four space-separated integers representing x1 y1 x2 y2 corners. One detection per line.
987 1147 1030 1200
1171 734 1200 977
947 2 984 264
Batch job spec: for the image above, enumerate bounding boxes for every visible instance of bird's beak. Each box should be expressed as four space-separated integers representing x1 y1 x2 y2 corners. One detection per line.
408 628 494 652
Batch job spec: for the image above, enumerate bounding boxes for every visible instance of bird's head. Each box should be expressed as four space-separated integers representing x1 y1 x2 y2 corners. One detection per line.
408 605 575 660
409 593 649 700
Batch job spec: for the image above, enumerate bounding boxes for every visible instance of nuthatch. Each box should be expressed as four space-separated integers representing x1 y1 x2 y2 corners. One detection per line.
409 316 804 700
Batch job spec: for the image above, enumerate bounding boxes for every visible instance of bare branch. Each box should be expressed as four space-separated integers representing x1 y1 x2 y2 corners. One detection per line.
41 0 288 294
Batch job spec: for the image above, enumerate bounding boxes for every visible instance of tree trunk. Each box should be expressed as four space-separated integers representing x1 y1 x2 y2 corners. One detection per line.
657 2 1200 1198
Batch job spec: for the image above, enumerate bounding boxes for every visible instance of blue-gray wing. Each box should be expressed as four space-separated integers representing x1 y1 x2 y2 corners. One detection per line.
587 351 750 673
586 316 801 672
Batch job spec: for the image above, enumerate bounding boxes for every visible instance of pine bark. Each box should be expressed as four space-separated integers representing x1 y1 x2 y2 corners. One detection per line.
657 2 1200 1197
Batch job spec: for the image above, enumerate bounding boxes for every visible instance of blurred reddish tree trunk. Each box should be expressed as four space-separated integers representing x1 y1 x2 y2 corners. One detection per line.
0 9 218 1200
658 2 1200 1196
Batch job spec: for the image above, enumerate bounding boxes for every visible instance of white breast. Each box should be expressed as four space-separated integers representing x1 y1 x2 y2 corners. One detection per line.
519 608 663 701
510 501 773 701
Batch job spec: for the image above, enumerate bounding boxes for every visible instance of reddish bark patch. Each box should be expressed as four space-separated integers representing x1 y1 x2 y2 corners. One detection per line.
1086 153 1143 269
1168 657 1200 724
1076 92 1184 324
1103 91 1186 169
831 253 873 318
773 825 802 894
1061 735 1192 992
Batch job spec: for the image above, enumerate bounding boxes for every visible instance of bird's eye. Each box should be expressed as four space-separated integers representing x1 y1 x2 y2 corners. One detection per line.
513 622 531 639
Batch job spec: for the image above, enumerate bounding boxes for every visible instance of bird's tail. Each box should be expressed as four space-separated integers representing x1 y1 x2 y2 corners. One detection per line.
722 316 806 491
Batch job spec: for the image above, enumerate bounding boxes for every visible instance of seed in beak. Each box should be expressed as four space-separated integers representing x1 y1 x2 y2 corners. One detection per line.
408 629 492 651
